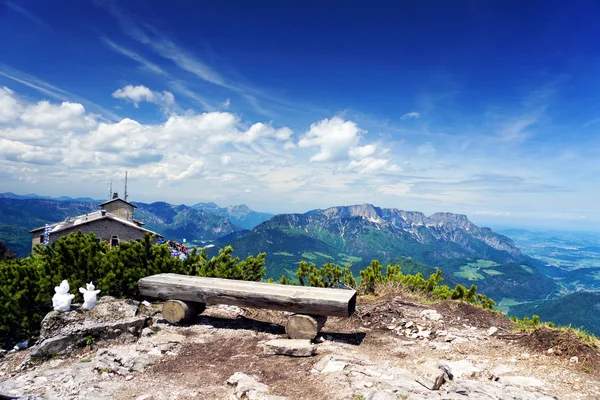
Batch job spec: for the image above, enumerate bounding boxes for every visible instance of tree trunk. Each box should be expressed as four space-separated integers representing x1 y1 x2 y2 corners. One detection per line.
286 314 328 340
161 300 205 324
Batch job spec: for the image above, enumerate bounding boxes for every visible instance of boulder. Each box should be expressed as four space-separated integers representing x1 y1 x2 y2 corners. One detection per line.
29 335 72 357
227 372 270 399
94 346 152 375
262 339 317 357
30 298 149 355
415 364 447 390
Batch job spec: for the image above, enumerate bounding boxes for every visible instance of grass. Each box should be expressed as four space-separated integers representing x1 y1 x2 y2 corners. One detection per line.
520 265 534 273
272 251 293 256
482 269 503 276
338 253 362 263
314 252 334 259
301 252 317 260
453 259 500 281
454 265 485 280
495 297 520 313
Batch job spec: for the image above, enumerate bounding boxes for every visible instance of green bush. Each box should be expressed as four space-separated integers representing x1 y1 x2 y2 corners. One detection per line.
296 261 356 288
0 233 266 348
0 257 45 347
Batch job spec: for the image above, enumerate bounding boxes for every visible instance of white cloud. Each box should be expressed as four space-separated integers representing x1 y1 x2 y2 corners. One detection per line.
348 157 389 174
0 87 22 122
172 160 205 181
20 100 94 130
401 112 420 120
112 85 175 112
377 183 413 196
298 117 364 162
220 155 232 165
348 144 376 159
244 188 251 193
101 37 167 76
222 98 230 109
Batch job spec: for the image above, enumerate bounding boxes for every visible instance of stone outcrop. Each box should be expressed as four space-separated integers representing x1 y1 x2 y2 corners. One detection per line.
29 297 149 356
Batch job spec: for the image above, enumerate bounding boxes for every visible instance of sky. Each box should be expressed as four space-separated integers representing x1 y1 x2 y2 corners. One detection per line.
0 0 599 231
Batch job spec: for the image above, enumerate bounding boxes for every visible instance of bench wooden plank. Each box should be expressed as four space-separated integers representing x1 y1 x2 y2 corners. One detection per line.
138 273 357 317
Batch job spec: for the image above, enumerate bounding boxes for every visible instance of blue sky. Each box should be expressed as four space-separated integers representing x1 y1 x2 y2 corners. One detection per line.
0 0 599 230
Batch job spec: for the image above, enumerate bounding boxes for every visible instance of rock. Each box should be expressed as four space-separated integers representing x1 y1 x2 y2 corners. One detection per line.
135 395 153 400
442 360 482 379
487 327 498 336
415 364 446 390
141 327 155 337
489 364 517 380
94 347 152 375
445 333 457 342
500 376 545 387
263 339 317 357
446 379 555 400
420 309 442 322
405 321 414 329
569 356 579 364
33 298 149 355
227 372 270 399
29 335 72 356
314 357 347 373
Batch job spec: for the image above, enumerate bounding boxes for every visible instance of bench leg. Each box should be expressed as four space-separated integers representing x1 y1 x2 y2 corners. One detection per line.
285 314 328 340
162 300 206 324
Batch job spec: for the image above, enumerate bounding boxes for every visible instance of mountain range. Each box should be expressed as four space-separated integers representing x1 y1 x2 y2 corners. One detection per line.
0 194 272 256
210 204 558 303
1 193 598 334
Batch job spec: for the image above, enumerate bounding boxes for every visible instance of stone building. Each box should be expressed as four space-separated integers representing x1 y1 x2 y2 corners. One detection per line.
29 194 162 250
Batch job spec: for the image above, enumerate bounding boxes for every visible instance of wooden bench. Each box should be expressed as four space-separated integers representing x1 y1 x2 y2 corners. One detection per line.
138 273 357 340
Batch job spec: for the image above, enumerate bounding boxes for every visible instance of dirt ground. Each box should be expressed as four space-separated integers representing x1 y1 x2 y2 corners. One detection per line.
2 293 599 400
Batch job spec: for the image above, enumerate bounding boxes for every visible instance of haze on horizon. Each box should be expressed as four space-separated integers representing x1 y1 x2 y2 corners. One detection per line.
0 1 599 232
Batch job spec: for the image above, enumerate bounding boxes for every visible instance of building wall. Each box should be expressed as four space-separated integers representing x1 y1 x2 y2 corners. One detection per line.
31 218 157 251
102 202 135 221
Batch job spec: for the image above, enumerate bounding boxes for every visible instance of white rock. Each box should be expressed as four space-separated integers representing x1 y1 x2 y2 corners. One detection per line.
570 356 579 363
415 364 446 390
420 309 443 322
227 372 269 399
500 375 545 387
487 326 498 336
262 339 316 357
443 360 482 379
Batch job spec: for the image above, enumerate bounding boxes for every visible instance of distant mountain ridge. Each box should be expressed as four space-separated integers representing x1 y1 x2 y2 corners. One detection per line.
0 194 272 256
191 202 273 230
211 204 560 302
224 203 522 266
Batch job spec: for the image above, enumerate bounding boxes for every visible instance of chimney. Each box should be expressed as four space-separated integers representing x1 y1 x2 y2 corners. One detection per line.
112 192 118 199
101 210 107 216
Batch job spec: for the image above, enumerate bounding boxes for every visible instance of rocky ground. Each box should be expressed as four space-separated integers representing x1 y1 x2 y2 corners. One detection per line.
1 294 599 400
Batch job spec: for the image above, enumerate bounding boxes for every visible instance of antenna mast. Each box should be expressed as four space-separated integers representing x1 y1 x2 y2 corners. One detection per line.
124 171 128 202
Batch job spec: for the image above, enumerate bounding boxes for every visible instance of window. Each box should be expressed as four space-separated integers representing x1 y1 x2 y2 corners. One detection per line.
111 236 119 247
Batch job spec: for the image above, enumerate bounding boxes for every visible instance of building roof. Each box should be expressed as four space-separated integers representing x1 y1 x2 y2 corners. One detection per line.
98 197 137 208
29 210 162 237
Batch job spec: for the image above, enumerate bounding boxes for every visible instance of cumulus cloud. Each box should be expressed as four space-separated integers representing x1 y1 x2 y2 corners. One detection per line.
0 86 422 210
348 144 376 159
20 100 94 130
298 117 364 162
401 112 420 120
0 87 22 122
112 85 175 112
